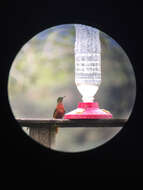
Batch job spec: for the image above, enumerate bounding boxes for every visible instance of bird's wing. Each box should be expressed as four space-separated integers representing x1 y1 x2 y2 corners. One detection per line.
53 108 57 118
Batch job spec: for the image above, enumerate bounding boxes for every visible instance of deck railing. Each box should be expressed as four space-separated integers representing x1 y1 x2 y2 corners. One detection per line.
17 118 127 149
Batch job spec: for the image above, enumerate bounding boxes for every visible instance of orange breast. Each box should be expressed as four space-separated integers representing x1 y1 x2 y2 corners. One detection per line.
54 103 65 118
56 103 65 110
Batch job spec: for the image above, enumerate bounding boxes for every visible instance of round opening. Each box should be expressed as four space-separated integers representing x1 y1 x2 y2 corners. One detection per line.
8 24 136 152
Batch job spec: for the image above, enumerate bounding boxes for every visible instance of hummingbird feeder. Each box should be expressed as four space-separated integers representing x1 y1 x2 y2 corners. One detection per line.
64 24 112 119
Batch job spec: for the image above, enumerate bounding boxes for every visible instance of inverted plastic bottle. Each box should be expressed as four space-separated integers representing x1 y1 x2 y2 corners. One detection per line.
64 24 112 119
74 24 101 102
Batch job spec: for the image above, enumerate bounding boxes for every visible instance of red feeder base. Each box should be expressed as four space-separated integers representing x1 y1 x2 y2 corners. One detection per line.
64 102 112 119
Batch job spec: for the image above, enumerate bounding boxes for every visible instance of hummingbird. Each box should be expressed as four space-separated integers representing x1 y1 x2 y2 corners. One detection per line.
47 96 66 148
53 96 66 133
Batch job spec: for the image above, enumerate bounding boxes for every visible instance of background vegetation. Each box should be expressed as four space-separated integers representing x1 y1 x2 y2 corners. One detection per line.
8 24 136 152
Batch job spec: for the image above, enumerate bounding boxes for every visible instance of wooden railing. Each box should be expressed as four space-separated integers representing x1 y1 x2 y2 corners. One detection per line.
17 118 126 127
17 118 127 149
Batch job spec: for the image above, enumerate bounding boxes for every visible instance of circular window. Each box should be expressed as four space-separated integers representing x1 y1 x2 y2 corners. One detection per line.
8 24 136 152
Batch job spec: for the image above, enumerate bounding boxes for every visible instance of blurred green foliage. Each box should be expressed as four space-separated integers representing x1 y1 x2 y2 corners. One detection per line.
8 24 136 152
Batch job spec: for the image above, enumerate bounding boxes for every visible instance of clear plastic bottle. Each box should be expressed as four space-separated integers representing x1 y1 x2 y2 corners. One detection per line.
74 24 101 102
